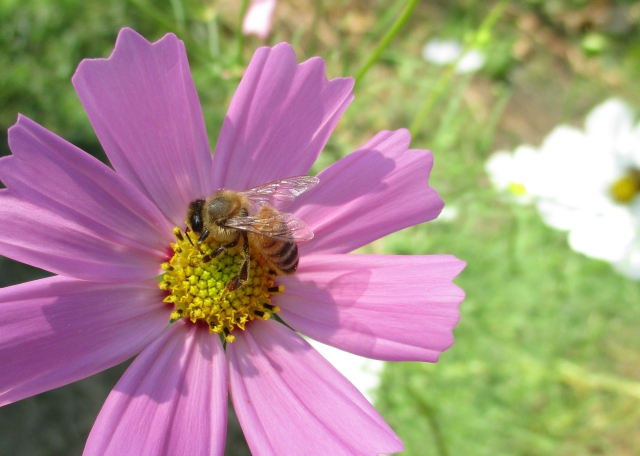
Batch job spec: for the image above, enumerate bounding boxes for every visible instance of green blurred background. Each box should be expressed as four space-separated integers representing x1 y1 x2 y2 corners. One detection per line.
2 0 640 454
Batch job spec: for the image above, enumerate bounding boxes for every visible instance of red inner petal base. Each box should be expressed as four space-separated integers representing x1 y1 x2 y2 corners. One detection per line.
160 227 282 342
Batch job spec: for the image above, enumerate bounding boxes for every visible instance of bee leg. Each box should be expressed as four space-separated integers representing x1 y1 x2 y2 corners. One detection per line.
201 236 239 263
196 229 211 245
225 233 250 292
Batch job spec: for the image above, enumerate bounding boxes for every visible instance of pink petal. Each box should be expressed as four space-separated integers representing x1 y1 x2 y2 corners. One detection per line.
73 28 214 226
0 116 172 282
211 43 354 191
289 129 444 255
228 320 403 455
242 0 277 39
0 276 169 407
85 320 227 456
277 254 466 362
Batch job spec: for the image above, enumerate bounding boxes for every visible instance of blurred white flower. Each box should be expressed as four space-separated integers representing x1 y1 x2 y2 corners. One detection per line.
307 338 384 404
242 0 277 39
486 99 640 279
485 146 543 204
433 205 459 223
422 39 485 74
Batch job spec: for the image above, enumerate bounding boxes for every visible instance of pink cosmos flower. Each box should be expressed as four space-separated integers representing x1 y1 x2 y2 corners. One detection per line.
242 0 277 39
0 28 466 455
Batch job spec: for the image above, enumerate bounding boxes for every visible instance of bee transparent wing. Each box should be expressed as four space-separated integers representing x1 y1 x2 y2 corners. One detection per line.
240 176 319 207
224 212 314 242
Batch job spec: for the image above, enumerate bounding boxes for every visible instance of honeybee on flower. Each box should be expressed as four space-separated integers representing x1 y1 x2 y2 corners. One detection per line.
0 28 465 454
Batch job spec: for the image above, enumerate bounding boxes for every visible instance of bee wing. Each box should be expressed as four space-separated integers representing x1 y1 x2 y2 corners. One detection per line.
240 176 319 207
224 212 314 242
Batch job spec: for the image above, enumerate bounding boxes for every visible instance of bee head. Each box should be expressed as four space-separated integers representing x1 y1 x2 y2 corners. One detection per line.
186 199 205 233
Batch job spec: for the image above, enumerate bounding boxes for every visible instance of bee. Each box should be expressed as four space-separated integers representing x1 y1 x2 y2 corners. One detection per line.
185 176 318 293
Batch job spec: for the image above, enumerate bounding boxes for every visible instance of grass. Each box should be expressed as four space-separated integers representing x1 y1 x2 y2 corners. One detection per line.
2 0 640 454
378 202 640 455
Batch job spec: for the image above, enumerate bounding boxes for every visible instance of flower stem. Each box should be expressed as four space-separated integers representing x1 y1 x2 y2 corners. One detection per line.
169 0 186 33
125 0 210 63
235 0 250 65
353 0 419 87
409 65 457 139
207 12 220 59
407 383 449 456
409 0 510 137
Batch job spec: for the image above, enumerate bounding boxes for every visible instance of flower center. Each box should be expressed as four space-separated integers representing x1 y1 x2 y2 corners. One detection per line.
610 168 640 204
508 182 527 196
160 227 282 342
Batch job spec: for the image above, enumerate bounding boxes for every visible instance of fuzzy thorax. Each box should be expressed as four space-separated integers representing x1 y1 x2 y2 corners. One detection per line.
160 227 283 342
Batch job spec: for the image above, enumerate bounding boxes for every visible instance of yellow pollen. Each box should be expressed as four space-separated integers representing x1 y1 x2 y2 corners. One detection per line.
160 227 282 342
508 182 527 196
610 169 640 203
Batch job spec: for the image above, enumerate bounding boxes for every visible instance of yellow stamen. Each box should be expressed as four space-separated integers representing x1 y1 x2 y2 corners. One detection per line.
161 227 283 342
610 169 640 203
508 182 527 196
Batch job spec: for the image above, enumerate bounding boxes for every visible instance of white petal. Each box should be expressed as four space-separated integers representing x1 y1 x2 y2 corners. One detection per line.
422 39 462 65
455 50 485 73
567 208 636 262
306 338 384 404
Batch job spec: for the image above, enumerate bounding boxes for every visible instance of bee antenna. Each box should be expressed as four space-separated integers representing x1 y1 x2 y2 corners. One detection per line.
184 228 194 246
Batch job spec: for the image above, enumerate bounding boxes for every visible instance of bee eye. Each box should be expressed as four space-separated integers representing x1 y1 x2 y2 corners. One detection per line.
190 213 203 232
188 199 205 233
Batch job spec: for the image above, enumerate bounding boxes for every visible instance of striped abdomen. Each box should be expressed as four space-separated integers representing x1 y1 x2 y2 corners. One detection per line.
250 235 299 275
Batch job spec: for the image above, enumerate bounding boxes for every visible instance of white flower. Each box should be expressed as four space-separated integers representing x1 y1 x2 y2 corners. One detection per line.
307 338 384 404
422 39 485 74
486 98 640 279
485 146 543 204
242 0 277 39
432 205 460 223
